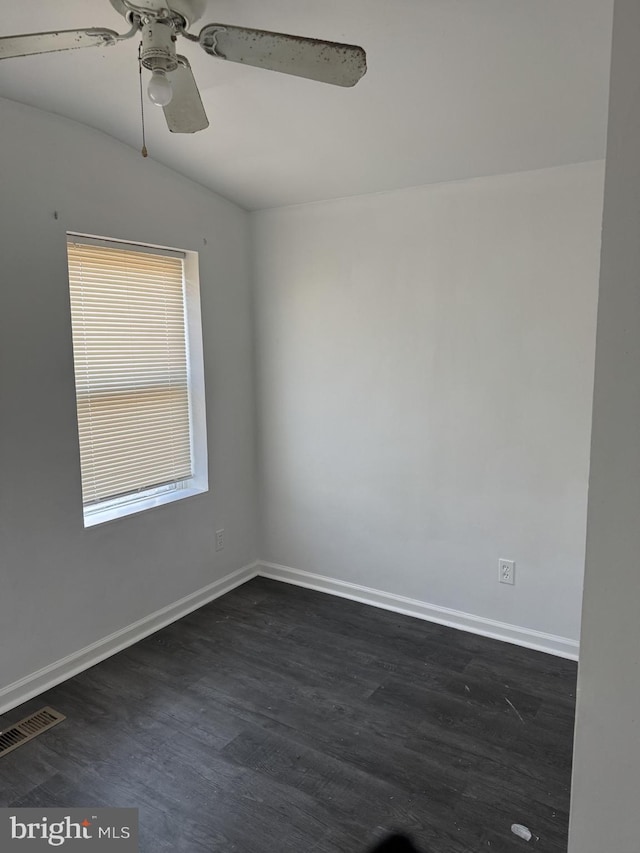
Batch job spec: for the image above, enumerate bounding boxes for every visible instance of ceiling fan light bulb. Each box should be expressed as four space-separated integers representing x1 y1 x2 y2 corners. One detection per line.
148 69 173 107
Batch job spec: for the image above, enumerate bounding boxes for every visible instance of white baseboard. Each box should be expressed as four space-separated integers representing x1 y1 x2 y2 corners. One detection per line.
1 557 578 716
0 562 259 716
257 561 579 661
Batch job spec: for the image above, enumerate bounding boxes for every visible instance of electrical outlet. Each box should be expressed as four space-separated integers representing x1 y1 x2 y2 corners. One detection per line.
215 529 224 552
499 559 515 585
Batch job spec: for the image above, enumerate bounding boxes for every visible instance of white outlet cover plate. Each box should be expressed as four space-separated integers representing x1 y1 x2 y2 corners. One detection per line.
215 529 224 551
499 559 516 585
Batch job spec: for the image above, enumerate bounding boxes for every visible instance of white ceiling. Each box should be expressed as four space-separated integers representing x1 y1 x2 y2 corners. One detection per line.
0 0 613 210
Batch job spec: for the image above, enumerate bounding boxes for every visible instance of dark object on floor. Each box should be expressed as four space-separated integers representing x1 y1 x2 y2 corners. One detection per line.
368 833 424 852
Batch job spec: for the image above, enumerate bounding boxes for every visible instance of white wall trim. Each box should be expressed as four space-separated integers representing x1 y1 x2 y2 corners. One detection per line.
1 557 579 717
257 561 579 660
0 562 259 716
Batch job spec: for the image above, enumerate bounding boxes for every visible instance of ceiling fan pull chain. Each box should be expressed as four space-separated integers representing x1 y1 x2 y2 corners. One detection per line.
138 41 148 157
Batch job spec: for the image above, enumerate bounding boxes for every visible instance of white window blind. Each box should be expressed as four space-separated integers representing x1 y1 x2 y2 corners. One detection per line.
67 238 193 507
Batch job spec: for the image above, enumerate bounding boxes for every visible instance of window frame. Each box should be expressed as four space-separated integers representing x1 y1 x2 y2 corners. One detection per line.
67 232 208 527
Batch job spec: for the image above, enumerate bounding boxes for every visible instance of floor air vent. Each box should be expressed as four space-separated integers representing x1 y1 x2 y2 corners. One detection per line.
0 707 66 758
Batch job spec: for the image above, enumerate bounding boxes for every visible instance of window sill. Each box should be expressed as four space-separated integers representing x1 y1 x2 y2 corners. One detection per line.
83 485 207 528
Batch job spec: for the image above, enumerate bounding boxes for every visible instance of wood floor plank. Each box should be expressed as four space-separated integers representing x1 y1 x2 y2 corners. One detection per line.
0 578 577 852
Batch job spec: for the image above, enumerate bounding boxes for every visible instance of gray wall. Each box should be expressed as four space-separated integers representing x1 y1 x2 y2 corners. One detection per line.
0 98 257 690
0 85 611 733
252 163 604 644
569 1 640 848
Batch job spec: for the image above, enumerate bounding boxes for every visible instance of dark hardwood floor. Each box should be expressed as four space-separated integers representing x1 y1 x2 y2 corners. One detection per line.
0 578 577 853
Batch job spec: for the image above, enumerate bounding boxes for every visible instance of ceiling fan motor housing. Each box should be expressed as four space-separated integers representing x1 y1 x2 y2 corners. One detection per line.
109 1 206 28
140 20 179 72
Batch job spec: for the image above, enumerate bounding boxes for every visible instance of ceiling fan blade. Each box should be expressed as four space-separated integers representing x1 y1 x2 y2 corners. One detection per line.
163 57 209 134
198 24 367 87
0 29 119 60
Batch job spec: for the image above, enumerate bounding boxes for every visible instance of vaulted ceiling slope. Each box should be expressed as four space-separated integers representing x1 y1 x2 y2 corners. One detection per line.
0 0 613 210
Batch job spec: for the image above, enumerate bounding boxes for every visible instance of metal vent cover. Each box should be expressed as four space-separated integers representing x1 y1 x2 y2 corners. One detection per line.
0 707 65 758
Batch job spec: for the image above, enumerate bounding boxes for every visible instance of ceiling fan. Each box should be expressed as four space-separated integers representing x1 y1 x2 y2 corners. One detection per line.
0 0 367 134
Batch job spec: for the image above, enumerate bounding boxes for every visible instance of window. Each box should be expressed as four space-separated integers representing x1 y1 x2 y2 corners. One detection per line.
67 234 207 526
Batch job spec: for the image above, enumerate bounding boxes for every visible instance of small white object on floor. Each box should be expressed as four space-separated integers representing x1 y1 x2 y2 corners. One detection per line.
511 824 533 841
